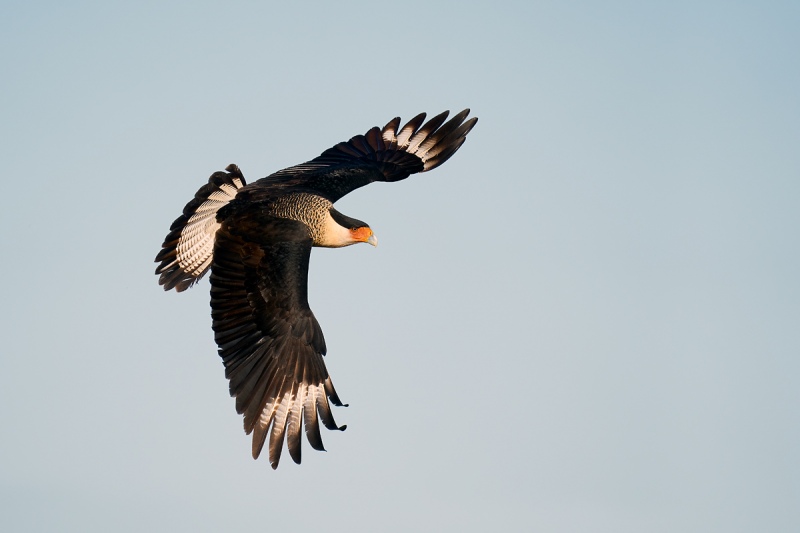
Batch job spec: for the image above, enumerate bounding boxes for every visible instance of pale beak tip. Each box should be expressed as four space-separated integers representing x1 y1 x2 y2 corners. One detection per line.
367 234 378 247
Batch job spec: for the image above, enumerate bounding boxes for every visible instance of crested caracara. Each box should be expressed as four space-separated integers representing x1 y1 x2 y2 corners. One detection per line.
155 109 478 468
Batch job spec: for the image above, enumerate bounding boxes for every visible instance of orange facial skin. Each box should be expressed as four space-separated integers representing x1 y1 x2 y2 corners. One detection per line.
350 226 376 245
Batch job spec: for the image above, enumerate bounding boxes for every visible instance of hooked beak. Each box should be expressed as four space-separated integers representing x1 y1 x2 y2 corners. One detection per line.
367 233 378 247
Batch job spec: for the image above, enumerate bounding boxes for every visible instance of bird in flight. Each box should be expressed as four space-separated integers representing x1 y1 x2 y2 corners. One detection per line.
155 109 478 468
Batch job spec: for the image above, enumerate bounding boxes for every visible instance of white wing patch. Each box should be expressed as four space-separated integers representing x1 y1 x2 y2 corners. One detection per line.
251 382 339 469
379 109 476 172
155 168 246 292
176 180 242 277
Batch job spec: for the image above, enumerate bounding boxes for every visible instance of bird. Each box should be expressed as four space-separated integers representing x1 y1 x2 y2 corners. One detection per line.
155 109 478 469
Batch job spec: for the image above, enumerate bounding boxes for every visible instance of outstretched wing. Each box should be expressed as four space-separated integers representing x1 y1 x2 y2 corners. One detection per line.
248 109 478 202
210 208 346 469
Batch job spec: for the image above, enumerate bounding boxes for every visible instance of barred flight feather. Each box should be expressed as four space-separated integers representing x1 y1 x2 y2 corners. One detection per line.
155 164 245 291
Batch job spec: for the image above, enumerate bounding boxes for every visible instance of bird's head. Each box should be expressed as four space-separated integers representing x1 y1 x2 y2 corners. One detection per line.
323 207 378 248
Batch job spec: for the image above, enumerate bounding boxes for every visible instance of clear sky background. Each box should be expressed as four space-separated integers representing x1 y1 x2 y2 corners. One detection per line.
1 1 798 532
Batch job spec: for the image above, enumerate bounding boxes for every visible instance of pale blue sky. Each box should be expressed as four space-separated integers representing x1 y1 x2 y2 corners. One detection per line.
1 1 798 532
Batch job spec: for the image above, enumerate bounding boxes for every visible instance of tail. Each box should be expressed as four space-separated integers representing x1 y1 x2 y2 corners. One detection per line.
155 164 246 292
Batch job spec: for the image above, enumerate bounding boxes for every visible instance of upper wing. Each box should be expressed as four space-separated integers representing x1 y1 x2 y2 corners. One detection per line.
210 207 346 469
248 109 478 202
